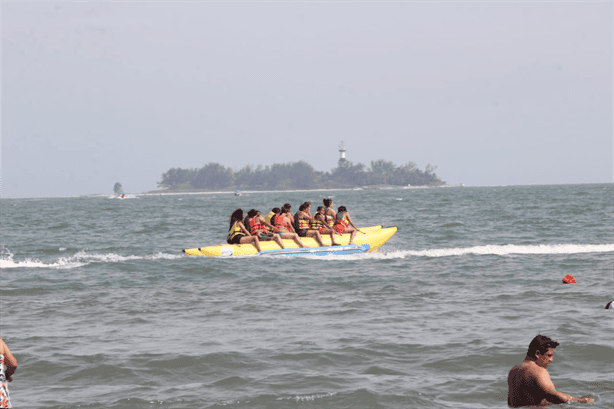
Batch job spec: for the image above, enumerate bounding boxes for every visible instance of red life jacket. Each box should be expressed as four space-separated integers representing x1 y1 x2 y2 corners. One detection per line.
249 217 268 235
274 214 292 232
334 211 349 227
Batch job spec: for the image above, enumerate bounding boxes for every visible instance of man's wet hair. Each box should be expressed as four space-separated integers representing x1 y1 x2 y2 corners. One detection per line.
338 205 347 213
323 199 332 207
247 209 259 218
271 207 281 214
299 203 307 211
527 335 560 358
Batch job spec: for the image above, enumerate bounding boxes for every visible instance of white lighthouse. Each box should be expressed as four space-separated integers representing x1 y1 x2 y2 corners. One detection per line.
338 141 346 160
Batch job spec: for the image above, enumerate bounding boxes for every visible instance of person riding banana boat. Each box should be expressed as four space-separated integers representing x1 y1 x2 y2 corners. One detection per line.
293 202 328 247
244 209 285 249
271 206 305 248
265 207 280 225
323 198 336 228
227 203 361 251
183 201 396 257
333 205 362 245
312 205 341 246
295 202 341 246
227 209 263 252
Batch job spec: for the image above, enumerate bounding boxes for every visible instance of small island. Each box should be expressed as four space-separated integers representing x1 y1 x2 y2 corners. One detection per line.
156 157 445 192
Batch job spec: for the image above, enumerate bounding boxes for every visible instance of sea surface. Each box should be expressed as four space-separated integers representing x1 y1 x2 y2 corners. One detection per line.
1 184 613 409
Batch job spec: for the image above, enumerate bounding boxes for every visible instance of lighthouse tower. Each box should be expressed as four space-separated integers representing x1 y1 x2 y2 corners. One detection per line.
338 141 346 160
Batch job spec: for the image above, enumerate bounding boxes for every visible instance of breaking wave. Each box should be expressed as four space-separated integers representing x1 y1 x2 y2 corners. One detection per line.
0 249 183 269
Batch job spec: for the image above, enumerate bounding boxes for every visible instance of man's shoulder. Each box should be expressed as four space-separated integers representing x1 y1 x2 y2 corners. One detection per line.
510 361 544 378
509 364 524 377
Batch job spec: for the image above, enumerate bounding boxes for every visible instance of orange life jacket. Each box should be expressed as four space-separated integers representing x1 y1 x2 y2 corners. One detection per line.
274 214 292 232
249 217 268 235
334 211 349 227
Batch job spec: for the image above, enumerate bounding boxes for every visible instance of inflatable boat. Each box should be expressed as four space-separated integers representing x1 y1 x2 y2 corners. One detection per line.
182 225 397 257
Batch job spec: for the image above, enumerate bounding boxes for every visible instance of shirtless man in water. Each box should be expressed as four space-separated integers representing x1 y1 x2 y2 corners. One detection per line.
507 335 594 407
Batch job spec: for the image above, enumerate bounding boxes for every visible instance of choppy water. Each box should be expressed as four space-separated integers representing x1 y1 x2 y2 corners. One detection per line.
1 184 613 408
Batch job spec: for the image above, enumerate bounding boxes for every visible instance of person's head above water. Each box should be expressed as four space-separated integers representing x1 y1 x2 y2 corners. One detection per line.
507 334 594 407
526 335 559 367
337 206 347 213
323 198 332 207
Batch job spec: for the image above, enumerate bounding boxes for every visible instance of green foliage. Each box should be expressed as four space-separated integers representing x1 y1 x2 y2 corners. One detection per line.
331 159 367 186
192 163 233 189
157 167 197 188
157 159 445 190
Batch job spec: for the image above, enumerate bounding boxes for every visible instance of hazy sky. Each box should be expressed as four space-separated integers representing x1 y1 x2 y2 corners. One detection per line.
2 1 612 198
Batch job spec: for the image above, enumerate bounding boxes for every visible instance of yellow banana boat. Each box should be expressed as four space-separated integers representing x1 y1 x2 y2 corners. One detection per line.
183 225 397 257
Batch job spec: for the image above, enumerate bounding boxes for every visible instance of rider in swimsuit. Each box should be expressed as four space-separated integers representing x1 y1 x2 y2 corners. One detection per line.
227 209 262 252
272 207 305 248
311 206 341 246
294 203 326 247
333 205 362 245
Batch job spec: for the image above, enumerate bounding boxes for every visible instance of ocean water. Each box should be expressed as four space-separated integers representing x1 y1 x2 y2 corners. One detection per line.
1 183 612 409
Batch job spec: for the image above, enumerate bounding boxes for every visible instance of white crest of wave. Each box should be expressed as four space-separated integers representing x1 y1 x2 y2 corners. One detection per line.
0 257 54 269
305 243 614 260
277 392 337 402
0 249 56 269
402 243 614 257
0 250 182 269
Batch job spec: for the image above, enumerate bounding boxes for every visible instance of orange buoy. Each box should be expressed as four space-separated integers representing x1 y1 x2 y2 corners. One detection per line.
562 274 577 284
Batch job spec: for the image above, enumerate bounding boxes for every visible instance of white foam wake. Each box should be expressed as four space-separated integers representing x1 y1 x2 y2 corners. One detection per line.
307 243 614 260
0 250 183 269
397 243 614 257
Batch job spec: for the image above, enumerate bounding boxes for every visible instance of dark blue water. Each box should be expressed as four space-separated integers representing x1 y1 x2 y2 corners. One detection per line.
1 184 612 408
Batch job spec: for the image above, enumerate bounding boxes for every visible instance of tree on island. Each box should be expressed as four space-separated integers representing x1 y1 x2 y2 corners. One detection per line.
113 182 124 194
157 158 445 190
